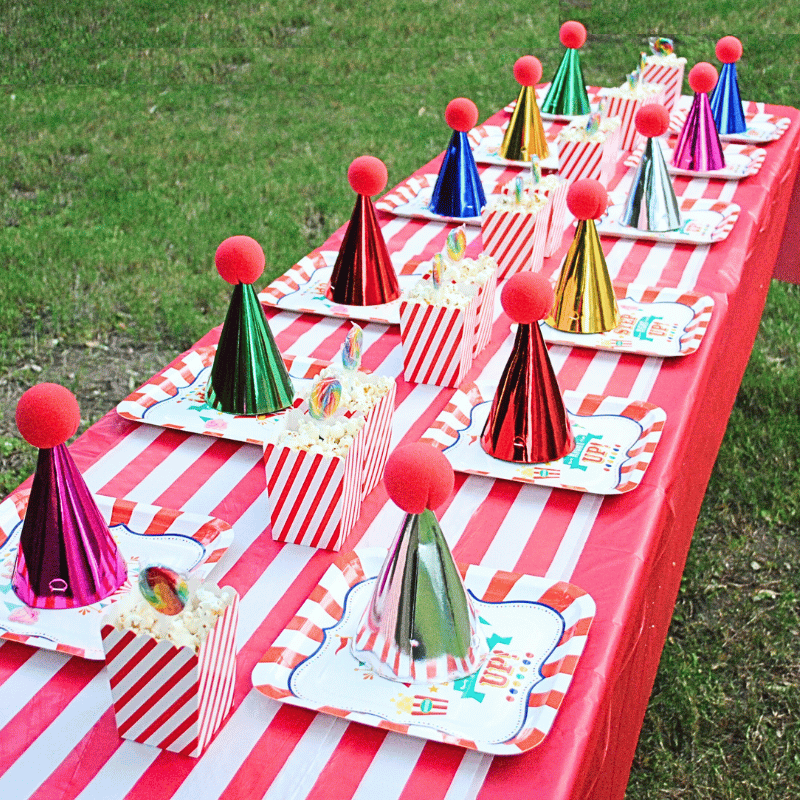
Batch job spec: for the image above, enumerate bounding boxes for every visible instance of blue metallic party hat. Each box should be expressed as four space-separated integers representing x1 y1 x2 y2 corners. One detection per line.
428 130 486 218
709 62 746 135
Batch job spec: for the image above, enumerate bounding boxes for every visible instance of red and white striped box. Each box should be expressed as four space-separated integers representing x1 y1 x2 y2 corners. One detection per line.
472 267 497 357
557 119 620 186
540 177 569 257
602 84 665 151
264 385 394 550
642 56 687 116
399 294 479 387
101 586 239 758
482 199 549 281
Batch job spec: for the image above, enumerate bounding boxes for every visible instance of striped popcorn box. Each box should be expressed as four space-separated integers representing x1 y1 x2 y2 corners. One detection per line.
264 422 367 551
355 381 396 500
472 266 497 357
642 57 687 116
603 84 665 151
557 120 620 186
399 295 479 387
481 200 549 281
101 586 239 758
535 176 569 257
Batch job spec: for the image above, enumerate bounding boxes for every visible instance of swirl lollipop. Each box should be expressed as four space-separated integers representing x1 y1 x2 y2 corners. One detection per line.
444 226 467 264
139 565 190 616
431 252 444 290
530 153 542 185
308 376 342 420
342 324 363 371
649 37 674 56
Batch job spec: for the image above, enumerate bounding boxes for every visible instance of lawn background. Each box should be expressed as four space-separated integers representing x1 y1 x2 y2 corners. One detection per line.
1 2 799 797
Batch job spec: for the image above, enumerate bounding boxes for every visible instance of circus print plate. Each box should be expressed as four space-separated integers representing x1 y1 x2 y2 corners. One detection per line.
595 195 740 244
116 348 328 445
669 101 790 144
540 284 714 357
252 548 596 755
375 173 487 226
421 387 666 495
259 250 423 325
624 140 766 180
0 492 234 659
468 124 560 170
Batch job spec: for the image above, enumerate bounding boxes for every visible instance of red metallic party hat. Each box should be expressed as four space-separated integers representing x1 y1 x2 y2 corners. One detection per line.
326 194 401 306
481 322 575 463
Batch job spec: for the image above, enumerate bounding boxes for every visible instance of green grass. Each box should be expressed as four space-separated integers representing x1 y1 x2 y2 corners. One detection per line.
1 2 799 796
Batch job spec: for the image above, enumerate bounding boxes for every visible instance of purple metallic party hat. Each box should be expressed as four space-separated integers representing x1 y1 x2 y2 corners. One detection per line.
13 444 127 609
672 67 725 172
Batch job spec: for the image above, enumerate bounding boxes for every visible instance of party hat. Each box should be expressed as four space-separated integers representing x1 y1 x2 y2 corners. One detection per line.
547 180 620 333
12 384 127 609
621 104 681 231
481 274 575 464
499 56 549 162
352 443 489 684
540 21 591 116
672 62 725 172
206 236 294 414
709 36 746 135
327 156 401 306
429 98 486 218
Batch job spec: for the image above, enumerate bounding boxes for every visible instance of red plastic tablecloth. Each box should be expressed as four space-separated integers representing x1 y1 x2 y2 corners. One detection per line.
0 98 798 800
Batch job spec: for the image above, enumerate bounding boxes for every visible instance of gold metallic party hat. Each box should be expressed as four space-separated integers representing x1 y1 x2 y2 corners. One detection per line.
499 85 549 162
546 219 620 333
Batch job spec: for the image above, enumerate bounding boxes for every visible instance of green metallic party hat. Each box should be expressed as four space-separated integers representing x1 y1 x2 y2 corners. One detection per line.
540 49 590 116
206 283 294 414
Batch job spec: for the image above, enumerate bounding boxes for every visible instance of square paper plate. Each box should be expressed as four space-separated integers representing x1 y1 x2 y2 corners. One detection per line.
595 194 740 244
0 492 234 659
259 250 424 324
624 140 765 179
669 99 790 144
117 347 328 445
468 124 560 170
252 548 595 755
540 283 714 357
421 386 666 494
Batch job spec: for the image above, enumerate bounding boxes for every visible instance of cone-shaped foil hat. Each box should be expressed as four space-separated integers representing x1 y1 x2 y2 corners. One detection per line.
547 180 620 333
673 63 725 172
327 156 401 306
429 99 486 218
621 105 682 231
206 236 294 414
481 274 575 463
352 444 489 683
540 23 590 116
12 385 127 609
709 37 746 135
499 57 549 161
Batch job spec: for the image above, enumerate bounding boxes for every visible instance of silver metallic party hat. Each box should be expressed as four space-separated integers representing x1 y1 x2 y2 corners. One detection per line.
620 137 681 231
351 509 489 683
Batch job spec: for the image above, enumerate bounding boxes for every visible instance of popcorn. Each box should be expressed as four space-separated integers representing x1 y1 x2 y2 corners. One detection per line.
559 116 620 144
604 81 664 102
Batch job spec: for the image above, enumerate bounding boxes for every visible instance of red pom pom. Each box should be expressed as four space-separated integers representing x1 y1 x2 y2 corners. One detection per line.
716 36 742 64
513 56 542 87
559 21 587 49
501 272 554 324
445 98 479 132
688 62 718 94
215 236 265 285
383 443 454 514
16 383 80 449
348 155 388 196
635 104 670 138
566 179 607 220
